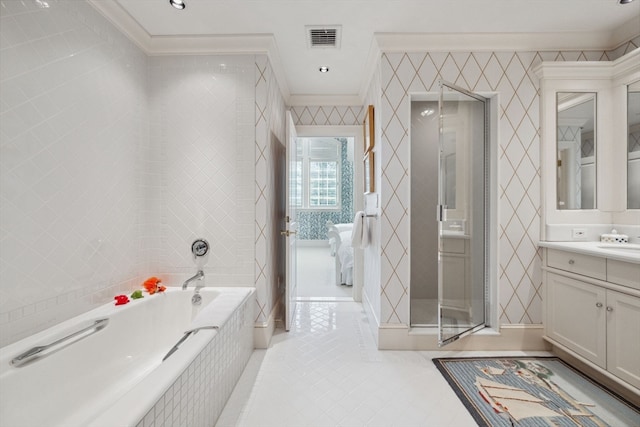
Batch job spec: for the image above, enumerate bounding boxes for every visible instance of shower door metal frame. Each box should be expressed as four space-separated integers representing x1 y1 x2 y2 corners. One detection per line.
437 80 490 347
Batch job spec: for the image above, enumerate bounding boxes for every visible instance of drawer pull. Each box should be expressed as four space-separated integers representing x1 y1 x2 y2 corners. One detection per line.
568 259 575 265
606 306 613 312
596 302 603 308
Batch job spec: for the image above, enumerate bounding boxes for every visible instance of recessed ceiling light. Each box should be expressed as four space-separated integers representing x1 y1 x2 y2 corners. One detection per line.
319 66 329 73
170 0 186 10
619 0 634 4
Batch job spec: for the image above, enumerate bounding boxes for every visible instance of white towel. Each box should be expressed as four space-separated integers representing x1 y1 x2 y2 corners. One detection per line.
351 211 369 249
189 294 236 331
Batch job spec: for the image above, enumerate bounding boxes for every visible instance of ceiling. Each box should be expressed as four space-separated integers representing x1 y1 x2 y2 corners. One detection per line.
93 0 640 104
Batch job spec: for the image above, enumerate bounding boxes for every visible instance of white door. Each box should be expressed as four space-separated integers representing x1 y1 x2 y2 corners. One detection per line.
284 111 299 331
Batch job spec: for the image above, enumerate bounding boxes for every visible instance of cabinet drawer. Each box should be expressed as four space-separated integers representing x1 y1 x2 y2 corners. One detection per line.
547 249 606 280
607 259 640 291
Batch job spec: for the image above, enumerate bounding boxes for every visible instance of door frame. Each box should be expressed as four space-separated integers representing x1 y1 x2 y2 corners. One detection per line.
284 111 299 331
408 90 500 336
295 125 364 302
437 80 489 346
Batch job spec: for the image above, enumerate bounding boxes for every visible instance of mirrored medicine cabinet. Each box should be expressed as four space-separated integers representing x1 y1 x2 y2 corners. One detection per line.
535 49 640 231
556 92 596 210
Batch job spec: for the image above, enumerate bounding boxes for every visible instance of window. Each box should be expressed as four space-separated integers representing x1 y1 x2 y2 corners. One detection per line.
291 137 341 210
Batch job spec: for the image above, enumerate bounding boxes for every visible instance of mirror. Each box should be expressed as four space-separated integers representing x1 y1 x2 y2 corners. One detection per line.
556 92 596 210
628 81 640 209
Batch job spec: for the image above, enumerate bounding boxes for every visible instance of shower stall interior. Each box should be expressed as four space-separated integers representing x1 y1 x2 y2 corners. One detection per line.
410 82 491 346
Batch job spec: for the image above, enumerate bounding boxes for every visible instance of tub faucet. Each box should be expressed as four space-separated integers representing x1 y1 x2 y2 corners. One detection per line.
182 270 204 290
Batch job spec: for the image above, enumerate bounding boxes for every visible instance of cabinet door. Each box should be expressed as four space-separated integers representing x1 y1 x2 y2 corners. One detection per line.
441 254 466 310
606 290 640 389
546 272 606 368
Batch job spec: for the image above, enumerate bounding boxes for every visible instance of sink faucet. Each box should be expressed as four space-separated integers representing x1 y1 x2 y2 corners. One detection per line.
182 270 204 290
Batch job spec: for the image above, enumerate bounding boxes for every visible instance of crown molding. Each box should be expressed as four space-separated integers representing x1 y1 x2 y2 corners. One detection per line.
89 0 638 108
88 0 291 101
532 48 639 80
612 48 640 81
374 31 632 53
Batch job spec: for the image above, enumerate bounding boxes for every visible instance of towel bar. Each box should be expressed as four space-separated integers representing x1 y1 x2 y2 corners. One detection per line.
11 318 109 367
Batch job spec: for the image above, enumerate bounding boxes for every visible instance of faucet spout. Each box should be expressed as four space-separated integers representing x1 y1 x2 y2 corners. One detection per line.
182 270 204 290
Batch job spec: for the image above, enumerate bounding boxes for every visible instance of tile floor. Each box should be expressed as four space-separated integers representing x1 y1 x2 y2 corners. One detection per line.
296 246 352 299
215 301 552 427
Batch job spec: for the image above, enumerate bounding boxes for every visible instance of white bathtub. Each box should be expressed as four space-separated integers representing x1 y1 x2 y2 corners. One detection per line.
0 287 255 427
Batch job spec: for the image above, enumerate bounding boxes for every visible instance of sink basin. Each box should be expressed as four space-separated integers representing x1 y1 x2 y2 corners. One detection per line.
596 243 640 252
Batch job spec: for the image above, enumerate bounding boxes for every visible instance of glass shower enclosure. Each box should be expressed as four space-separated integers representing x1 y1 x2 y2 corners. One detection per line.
410 81 489 346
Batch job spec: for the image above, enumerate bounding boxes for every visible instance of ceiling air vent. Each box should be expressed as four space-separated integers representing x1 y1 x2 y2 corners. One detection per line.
306 26 341 48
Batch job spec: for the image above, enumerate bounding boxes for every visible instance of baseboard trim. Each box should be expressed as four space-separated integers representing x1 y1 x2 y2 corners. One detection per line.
253 301 279 349
361 291 380 348
378 324 551 351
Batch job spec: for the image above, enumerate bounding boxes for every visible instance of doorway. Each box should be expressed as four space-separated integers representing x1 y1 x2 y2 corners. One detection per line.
292 126 364 302
409 82 498 346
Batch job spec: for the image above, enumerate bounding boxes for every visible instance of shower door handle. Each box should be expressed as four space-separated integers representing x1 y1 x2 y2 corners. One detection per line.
437 205 447 222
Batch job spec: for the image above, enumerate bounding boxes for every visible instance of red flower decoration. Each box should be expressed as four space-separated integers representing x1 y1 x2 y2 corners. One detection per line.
143 277 165 294
114 294 129 305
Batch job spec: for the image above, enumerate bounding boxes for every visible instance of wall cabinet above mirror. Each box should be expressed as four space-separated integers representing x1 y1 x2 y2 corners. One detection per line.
535 49 640 233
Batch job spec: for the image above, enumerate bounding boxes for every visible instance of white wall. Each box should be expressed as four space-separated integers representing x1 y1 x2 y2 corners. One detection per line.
0 1 287 346
147 55 255 287
0 0 147 346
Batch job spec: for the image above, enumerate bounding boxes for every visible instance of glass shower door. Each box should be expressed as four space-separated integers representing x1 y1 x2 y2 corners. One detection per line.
437 81 488 346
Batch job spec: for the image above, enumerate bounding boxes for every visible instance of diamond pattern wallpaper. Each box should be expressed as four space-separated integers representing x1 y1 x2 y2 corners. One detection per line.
377 41 639 326
290 106 364 126
255 55 286 325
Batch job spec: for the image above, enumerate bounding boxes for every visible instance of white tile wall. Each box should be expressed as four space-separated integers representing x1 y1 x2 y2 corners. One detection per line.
376 41 639 328
0 0 147 346
147 55 255 288
0 0 287 346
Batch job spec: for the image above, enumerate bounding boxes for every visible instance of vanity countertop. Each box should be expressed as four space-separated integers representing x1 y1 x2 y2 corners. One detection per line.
538 241 640 264
441 230 469 239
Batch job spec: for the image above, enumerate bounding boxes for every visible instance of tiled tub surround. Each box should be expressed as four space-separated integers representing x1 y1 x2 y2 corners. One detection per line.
0 0 287 349
146 55 256 288
0 287 255 427
0 0 147 346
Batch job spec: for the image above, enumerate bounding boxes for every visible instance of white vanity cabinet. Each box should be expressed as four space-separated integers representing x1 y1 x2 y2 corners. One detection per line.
543 248 640 390
440 236 470 312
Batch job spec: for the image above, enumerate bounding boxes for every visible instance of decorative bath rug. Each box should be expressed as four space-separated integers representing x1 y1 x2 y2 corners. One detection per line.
432 356 640 427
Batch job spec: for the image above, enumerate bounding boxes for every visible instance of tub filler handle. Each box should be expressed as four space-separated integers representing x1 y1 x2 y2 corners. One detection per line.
11 318 109 367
